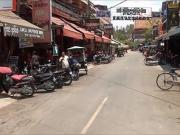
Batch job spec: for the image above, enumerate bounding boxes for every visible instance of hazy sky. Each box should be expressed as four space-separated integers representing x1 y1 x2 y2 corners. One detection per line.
91 0 166 28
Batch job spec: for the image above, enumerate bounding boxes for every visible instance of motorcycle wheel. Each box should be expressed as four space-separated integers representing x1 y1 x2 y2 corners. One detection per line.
55 77 64 88
73 71 79 81
44 80 55 91
63 73 72 86
21 84 34 97
144 58 150 65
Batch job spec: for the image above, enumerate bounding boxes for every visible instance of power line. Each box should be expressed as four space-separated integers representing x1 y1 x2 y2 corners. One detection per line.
108 0 128 9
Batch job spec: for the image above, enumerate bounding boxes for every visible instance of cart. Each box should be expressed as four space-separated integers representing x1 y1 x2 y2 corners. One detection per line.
67 46 88 75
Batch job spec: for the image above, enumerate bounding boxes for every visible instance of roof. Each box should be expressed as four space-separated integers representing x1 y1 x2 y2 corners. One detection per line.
0 11 44 38
63 19 95 40
52 17 83 40
134 20 151 30
102 35 111 43
0 11 42 30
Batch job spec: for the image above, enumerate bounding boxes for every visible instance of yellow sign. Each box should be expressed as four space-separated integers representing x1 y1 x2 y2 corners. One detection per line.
168 2 179 9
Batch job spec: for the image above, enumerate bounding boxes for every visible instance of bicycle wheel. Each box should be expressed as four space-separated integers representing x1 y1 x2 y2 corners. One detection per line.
156 73 174 90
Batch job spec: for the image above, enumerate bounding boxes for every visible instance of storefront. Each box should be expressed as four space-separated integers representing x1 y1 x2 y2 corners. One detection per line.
0 11 44 66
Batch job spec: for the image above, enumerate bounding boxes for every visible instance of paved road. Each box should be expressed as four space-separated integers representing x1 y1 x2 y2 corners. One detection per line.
0 51 180 135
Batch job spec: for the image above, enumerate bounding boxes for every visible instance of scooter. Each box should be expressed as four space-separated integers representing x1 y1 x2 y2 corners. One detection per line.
30 66 56 92
0 66 34 97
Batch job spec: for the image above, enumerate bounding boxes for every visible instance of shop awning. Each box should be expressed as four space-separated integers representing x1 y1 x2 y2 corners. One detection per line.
52 17 83 40
102 36 111 43
63 19 95 40
0 11 44 38
95 35 102 43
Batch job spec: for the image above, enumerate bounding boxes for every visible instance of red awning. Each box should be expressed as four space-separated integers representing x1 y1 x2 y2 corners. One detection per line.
102 36 111 43
52 17 83 40
63 19 95 40
95 35 102 43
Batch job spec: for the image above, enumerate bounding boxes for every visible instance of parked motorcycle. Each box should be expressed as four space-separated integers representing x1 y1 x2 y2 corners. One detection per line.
144 52 161 66
38 64 72 87
0 66 34 97
93 54 111 64
30 67 56 92
69 58 81 81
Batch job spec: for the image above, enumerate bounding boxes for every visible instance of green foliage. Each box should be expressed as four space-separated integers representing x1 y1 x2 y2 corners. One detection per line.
113 24 134 44
144 28 153 42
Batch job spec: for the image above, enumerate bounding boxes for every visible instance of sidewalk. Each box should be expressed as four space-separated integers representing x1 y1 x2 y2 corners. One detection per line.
0 63 96 110
154 64 173 71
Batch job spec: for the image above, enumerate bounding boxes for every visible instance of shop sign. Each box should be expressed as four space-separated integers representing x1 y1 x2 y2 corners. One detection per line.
32 0 52 43
101 24 113 29
0 0 16 11
168 2 179 9
96 10 111 18
167 1 179 28
101 24 113 34
52 1 80 19
85 19 100 30
19 38 34 48
113 7 152 20
3 23 44 38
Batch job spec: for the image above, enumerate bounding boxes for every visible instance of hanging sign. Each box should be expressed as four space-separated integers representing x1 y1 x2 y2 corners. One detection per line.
96 10 111 18
19 38 34 48
113 7 152 20
32 0 52 43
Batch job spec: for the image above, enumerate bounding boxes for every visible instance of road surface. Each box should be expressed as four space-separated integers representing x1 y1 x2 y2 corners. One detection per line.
0 51 180 135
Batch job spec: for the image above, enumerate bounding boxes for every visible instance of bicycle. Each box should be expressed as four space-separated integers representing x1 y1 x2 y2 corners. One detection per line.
156 68 180 90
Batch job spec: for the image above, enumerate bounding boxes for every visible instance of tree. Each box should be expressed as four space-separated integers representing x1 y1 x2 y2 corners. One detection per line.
144 28 153 43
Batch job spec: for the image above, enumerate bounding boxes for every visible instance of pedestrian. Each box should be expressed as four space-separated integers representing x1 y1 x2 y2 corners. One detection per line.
59 52 69 69
31 51 40 69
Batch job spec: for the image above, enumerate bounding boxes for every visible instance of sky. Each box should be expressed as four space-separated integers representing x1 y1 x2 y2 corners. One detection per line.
91 0 166 28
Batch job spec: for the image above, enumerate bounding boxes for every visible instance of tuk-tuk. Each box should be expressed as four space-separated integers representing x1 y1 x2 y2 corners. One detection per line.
67 46 88 75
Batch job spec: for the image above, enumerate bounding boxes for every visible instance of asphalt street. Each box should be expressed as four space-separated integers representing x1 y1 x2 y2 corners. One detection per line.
0 51 180 135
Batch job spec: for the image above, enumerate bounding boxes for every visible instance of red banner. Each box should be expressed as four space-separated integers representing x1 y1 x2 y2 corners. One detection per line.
32 0 52 43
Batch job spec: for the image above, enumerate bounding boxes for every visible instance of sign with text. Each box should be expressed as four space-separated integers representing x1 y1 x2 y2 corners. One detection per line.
3 23 44 38
96 10 111 18
19 38 34 48
101 24 113 34
0 0 16 11
85 19 100 30
167 1 179 28
113 7 152 20
32 0 52 43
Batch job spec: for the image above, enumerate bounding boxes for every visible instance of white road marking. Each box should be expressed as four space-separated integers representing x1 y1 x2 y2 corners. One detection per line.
81 97 108 134
0 98 17 109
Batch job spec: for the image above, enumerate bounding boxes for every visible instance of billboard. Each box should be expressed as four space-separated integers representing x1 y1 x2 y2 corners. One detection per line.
85 19 100 30
113 7 152 20
167 1 179 28
32 0 52 43
0 0 16 11
96 10 111 18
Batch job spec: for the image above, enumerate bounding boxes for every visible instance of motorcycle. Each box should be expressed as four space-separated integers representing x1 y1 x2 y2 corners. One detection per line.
37 64 72 87
94 54 111 64
69 58 81 81
30 66 56 92
0 66 34 97
144 52 161 66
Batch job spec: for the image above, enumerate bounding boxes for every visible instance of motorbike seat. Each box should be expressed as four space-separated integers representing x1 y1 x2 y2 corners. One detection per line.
54 70 64 74
33 73 52 79
11 74 27 81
